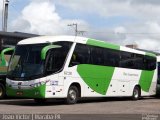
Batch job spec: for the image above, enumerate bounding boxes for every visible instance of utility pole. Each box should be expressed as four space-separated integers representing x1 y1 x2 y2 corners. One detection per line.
1 0 9 50
68 23 78 36
68 23 86 36
2 0 9 32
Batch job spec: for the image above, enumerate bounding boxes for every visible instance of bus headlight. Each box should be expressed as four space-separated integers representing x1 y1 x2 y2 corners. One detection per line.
30 81 45 88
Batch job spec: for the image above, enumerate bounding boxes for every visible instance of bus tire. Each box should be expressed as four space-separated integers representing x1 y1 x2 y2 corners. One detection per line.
0 83 5 99
66 86 79 104
132 86 140 100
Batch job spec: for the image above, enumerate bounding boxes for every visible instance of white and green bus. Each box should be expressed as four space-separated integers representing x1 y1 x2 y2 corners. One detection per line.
0 47 14 98
156 56 160 96
6 36 157 104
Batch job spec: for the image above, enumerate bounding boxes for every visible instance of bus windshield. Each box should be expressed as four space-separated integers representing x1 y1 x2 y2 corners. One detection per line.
7 42 72 80
7 43 48 80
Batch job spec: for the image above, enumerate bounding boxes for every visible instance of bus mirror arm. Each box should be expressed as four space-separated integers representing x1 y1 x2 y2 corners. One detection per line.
41 45 62 60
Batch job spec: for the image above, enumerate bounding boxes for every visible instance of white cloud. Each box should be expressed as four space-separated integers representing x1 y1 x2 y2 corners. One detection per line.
84 21 160 50
54 0 160 51
57 0 160 20
136 39 160 51
0 0 3 28
0 0 3 11
10 0 89 35
0 5 2 11
116 21 160 50
56 0 133 17
131 0 160 5
8 0 160 51
114 26 126 34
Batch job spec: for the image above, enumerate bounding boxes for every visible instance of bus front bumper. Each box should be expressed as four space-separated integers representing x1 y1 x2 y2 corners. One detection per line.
6 84 46 99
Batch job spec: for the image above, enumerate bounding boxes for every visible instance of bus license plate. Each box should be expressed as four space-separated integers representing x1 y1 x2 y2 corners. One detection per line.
16 91 23 96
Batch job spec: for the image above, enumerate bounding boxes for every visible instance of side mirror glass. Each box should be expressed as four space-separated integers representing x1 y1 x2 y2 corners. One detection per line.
0 47 14 66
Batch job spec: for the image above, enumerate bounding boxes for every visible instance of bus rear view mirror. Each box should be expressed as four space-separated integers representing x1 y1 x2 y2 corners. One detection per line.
0 47 14 66
41 45 62 60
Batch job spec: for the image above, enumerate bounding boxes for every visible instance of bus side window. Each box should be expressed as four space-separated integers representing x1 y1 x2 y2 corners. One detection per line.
119 51 133 68
90 47 104 66
70 53 80 66
45 42 72 75
69 44 90 67
104 49 120 67
144 56 156 70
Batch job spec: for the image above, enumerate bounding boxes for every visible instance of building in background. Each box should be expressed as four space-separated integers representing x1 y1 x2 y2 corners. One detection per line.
0 31 39 50
125 44 138 49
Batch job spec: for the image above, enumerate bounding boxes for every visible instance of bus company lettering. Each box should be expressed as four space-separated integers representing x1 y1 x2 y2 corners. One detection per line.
123 72 138 77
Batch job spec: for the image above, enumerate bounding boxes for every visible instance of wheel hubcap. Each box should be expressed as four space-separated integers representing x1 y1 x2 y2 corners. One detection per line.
134 89 139 98
0 87 3 97
69 89 76 101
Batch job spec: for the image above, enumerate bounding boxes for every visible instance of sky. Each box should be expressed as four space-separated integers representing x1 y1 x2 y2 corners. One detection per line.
1 0 160 51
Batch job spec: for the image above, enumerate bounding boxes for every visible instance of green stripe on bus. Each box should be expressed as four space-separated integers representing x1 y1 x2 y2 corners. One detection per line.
87 39 120 50
6 84 46 98
77 64 115 95
139 70 154 92
145 52 156 57
139 51 156 92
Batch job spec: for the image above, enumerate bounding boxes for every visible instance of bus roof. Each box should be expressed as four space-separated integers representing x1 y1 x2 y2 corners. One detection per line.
17 35 156 57
18 36 87 45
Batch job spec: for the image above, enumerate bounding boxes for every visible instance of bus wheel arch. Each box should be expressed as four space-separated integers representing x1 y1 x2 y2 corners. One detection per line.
66 83 81 104
132 85 141 100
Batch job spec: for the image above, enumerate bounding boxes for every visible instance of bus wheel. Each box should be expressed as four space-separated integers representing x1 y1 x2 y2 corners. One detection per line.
34 98 46 104
132 86 140 100
0 83 5 99
66 86 79 104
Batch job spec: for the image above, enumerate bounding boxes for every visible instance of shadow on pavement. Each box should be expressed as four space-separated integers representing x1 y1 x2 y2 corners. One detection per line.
0 96 157 106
